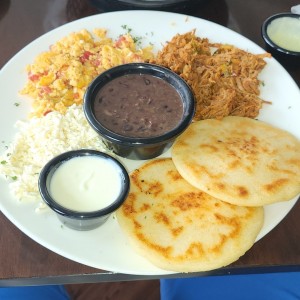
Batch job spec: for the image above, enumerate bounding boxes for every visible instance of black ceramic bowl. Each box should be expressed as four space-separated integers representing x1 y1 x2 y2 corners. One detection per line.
261 13 300 67
38 149 129 231
84 63 195 160
89 0 201 12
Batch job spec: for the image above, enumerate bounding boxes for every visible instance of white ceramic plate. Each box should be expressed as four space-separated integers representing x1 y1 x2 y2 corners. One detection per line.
0 11 299 276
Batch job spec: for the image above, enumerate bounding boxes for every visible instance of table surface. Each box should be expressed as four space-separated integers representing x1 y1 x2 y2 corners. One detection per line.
0 0 299 287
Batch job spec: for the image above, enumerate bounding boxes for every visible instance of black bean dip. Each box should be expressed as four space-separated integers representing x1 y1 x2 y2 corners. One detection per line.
93 73 183 138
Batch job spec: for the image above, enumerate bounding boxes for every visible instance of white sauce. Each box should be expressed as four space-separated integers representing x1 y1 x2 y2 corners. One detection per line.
267 17 300 52
50 156 122 212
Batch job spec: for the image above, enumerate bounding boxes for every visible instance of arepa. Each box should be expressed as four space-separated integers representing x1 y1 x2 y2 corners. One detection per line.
116 158 264 272
172 116 300 206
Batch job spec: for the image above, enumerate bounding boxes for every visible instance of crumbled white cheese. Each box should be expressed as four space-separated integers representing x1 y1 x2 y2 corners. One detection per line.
0 105 109 204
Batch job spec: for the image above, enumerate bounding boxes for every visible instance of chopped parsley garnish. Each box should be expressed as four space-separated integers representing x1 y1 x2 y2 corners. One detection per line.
133 36 142 45
121 24 132 33
121 25 143 46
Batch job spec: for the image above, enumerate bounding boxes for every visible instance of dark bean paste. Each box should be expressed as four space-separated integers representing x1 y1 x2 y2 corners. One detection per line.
93 73 183 138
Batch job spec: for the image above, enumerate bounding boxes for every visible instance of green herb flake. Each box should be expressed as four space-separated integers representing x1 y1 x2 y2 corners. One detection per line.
11 176 18 181
1 160 7 165
14 102 20 107
121 24 132 33
133 36 142 45
120 25 143 46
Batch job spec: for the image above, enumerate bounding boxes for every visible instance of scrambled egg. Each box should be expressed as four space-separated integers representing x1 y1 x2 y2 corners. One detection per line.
20 29 154 118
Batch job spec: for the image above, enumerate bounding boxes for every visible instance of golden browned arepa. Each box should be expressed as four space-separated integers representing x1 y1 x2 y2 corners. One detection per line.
172 116 300 207
116 158 264 272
